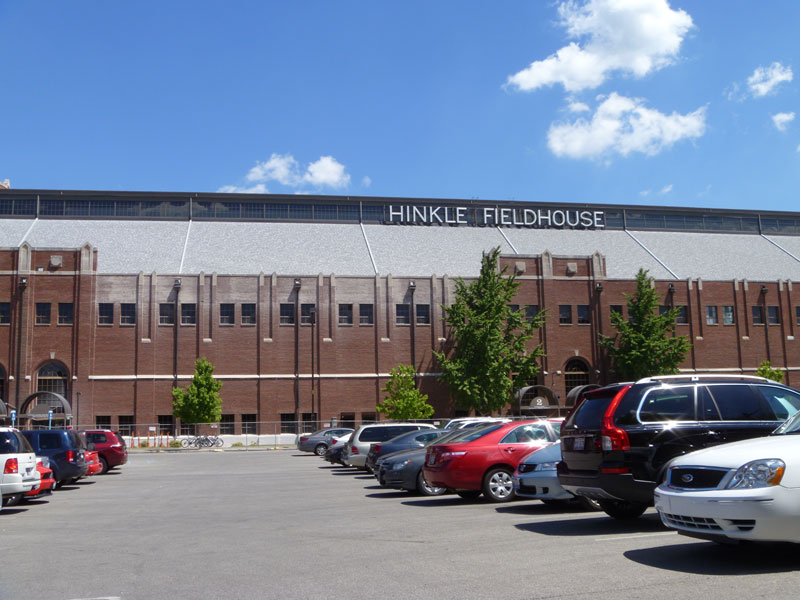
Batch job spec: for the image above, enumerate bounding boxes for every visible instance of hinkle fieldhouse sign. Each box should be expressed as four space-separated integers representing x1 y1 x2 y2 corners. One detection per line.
388 205 604 229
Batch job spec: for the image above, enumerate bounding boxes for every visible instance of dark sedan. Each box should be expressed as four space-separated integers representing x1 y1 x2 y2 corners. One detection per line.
297 428 354 456
364 429 448 473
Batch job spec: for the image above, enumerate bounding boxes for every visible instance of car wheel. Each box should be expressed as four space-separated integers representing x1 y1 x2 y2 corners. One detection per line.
456 490 482 500
577 496 602 511
99 456 109 475
314 444 327 456
482 467 515 503
416 471 446 496
598 499 648 519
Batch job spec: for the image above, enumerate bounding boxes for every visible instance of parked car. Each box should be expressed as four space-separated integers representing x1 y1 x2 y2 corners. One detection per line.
364 429 449 473
654 406 800 544
81 430 128 474
377 426 495 495
25 457 56 500
1 427 39 506
423 419 561 502
323 434 351 465
22 429 88 486
442 417 510 430
513 441 600 510
344 423 436 469
558 374 800 520
296 428 354 456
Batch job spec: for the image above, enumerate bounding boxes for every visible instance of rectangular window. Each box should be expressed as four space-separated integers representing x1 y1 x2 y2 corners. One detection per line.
768 305 780 325
280 413 295 433
361 412 378 424
95 415 111 429
219 414 235 435
525 305 539 321
0 302 11 324
180 422 196 436
416 304 430 325
796 306 800 326
118 415 135 437
610 305 623 319
98 303 114 325
658 305 670 316
220 303 235 325
675 305 688 324
120 303 136 325
279 303 295 325
359 304 374 325
338 303 353 325
723 305 735 325
36 302 51 325
559 305 572 324
302 412 318 433
241 414 257 434
181 303 196 325
301 303 316 325
509 304 520 313
577 305 590 325
241 303 256 325
396 304 411 325
58 303 74 325
705 306 718 325
159 303 175 325
157 415 174 435
752 305 764 325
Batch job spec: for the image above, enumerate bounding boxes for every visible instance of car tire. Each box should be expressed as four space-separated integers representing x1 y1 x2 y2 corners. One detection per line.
598 499 648 519
482 468 516 503
416 471 446 496
456 490 482 500
314 444 327 456
99 456 109 475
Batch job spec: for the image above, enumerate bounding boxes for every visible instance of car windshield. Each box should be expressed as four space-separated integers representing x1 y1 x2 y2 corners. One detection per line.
772 409 800 435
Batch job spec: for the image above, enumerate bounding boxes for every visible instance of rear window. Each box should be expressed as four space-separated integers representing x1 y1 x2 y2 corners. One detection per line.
567 394 616 430
0 431 34 454
38 432 64 450
457 424 503 442
86 433 108 444
757 385 800 421
359 426 420 442
705 384 773 420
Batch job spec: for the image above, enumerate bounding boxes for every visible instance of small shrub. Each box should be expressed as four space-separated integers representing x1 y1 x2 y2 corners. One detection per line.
169 440 182 448
139 441 149 448
232 442 244 447
249 441 258 446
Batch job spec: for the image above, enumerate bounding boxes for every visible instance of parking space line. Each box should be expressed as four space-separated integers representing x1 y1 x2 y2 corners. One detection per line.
593 531 677 542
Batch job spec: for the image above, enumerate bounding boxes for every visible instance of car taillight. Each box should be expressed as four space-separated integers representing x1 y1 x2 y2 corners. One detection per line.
372 445 382 454
4 458 18 474
601 385 632 451
299 437 309 442
111 443 122 448
66 450 75 463
440 450 467 460
351 446 359 455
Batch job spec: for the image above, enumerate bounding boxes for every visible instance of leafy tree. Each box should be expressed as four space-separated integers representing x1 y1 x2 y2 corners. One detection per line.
172 357 223 424
598 269 691 381
376 364 435 420
433 247 545 415
755 360 783 383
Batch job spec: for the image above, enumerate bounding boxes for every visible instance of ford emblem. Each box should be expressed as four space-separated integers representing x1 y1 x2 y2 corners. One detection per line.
681 473 694 483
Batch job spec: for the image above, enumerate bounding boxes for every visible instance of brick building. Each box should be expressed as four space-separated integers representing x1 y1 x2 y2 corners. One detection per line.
2 189 800 434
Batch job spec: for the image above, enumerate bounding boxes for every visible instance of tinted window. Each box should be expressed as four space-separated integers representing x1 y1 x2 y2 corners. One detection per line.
568 394 615 429
0 431 33 454
86 433 108 444
458 424 504 442
757 386 800 421
39 432 63 450
697 386 721 420
500 423 550 443
705 385 772 420
638 387 695 422
359 426 415 442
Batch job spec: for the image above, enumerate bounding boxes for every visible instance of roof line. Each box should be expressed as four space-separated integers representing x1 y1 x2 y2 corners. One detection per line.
179 220 192 274
18 218 38 246
359 223 378 275
624 230 679 280
760 233 800 264
495 226 518 254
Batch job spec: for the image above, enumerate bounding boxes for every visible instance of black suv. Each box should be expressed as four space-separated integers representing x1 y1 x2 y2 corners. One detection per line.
557 375 800 519
22 429 88 486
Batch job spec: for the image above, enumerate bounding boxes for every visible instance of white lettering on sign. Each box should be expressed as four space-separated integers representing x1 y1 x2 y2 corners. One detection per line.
388 205 604 229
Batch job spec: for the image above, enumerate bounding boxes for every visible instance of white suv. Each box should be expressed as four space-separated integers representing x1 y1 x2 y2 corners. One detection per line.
1 427 39 507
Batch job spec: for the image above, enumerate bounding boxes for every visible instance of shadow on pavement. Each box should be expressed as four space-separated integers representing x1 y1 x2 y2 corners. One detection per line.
495 501 591 516
365 491 410 499
625 541 800 575
515 512 666 536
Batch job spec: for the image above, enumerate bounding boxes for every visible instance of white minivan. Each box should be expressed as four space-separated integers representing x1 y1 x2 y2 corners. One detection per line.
0 426 40 507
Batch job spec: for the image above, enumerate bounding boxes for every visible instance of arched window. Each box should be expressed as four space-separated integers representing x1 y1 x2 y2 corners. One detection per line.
564 359 590 394
35 362 69 415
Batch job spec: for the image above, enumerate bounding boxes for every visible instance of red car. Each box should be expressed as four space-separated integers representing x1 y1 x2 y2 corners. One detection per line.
25 457 56 500
423 420 561 502
85 450 103 476
81 430 128 474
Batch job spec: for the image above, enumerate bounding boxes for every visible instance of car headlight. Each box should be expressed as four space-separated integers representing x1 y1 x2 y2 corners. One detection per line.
534 461 558 472
726 459 785 489
392 459 412 470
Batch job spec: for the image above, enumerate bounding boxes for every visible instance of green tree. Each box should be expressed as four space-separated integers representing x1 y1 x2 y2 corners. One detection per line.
433 247 545 415
172 357 223 424
755 360 784 383
598 269 691 381
376 364 435 420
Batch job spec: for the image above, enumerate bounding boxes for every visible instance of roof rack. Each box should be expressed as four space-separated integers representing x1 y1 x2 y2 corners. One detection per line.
636 374 770 384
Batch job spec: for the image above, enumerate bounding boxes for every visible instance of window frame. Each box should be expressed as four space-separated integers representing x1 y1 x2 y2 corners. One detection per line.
279 303 295 325
180 303 196 325
219 303 235 325
338 303 353 326
359 303 374 326
98 302 114 326
559 305 572 325
241 303 256 326
159 303 175 325
35 302 51 325
120 303 136 326
416 304 430 325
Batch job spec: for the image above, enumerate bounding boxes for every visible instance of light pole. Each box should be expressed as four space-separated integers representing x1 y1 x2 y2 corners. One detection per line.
293 279 301 434
310 307 316 428
409 281 416 384
14 277 27 414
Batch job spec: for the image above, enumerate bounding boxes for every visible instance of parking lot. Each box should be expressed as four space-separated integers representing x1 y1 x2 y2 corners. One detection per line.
2 450 799 600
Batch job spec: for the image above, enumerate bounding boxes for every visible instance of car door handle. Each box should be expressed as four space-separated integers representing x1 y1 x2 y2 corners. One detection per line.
503 447 516 453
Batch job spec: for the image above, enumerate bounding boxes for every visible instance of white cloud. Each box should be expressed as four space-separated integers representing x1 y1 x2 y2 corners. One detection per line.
216 183 268 194
361 176 372 188
246 153 301 186
547 93 706 159
772 112 795 131
639 189 651 196
748 62 793 97
303 156 350 188
659 184 673 194
568 101 591 113
506 0 693 93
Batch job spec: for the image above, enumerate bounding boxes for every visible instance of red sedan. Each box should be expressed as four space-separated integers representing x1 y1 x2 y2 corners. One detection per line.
423 420 561 502
25 458 56 500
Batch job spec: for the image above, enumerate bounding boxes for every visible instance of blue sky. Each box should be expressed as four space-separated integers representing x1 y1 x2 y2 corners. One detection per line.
1 1 798 211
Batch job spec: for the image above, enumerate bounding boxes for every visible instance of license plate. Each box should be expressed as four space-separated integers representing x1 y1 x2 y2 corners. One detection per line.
427 455 435 466
573 437 585 451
